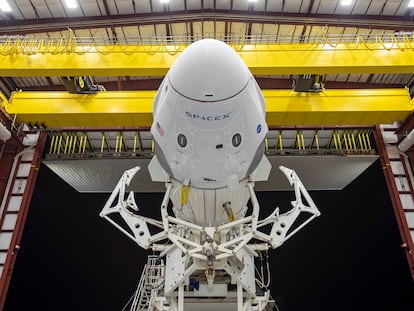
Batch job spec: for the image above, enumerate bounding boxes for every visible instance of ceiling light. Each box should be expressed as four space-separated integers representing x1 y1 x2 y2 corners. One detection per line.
0 0 12 12
341 0 352 5
160 0 170 3
248 0 258 3
64 0 78 9
408 0 414 8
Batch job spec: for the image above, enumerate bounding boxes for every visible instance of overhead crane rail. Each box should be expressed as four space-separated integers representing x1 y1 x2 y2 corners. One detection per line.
0 34 414 75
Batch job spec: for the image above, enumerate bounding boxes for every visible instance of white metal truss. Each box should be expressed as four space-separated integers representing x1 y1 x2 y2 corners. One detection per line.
100 165 320 311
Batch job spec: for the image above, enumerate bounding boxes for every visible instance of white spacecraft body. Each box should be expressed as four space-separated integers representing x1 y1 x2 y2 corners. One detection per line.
149 39 270 226
101 39 320 311
151 39 267 190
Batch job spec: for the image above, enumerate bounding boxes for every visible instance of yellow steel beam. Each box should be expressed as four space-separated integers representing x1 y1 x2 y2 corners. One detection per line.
263 88 413 125
4 89 412 128
5 90 154 128
240 42 414 75
0 41 414 76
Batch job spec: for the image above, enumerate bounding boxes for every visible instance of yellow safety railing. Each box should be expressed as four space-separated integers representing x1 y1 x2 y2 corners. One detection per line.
46 128 376 159
0 33 413 56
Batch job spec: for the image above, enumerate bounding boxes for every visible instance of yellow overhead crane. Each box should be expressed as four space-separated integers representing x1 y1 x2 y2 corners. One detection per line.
2 88 413 128
0 35 413 75
0 34 413 127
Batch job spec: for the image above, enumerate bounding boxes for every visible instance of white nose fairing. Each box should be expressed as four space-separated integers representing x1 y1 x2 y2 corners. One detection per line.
151 39 268 189
168 38 249 102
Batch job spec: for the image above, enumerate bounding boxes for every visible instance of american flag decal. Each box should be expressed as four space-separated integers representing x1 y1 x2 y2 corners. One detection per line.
156 121 165 137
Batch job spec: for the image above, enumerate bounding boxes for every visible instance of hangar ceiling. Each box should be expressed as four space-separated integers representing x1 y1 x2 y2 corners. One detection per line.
0 0 413 97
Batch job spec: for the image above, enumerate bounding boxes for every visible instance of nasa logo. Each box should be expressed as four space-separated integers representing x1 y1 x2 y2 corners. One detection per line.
185 111 231 121
256 124 262 134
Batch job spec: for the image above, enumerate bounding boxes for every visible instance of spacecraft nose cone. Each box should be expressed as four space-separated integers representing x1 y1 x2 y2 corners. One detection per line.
168 39 250 102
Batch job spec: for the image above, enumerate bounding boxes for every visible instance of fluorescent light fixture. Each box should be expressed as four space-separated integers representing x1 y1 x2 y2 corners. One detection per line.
65 0 78 9
409 0 414 8
160 0 170 3
0 0 12 12
341 0 352 5
248 0 258 3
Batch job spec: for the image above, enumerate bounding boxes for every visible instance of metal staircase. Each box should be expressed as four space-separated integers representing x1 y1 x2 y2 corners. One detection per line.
375 124 414 279
130 255 165 311
0 130 46 308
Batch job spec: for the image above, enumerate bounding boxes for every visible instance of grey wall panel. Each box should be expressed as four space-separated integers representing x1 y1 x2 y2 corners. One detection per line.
43 155 378 193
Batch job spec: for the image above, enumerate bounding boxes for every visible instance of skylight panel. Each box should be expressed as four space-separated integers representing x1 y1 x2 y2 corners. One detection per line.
64 0 78 9
0 0 11 12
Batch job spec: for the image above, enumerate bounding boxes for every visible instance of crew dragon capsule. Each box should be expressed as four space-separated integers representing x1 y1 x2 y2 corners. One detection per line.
101 39 320 311
146 39 274 226
150 39 268 190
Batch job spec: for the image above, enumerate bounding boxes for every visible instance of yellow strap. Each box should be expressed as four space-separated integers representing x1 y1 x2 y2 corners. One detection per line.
180 185 190 205
225 208 235 222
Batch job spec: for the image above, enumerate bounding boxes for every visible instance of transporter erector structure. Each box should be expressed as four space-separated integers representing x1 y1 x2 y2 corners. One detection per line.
100 39 320 311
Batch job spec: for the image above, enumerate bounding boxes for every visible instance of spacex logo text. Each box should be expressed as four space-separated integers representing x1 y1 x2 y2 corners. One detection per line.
185 111 231 121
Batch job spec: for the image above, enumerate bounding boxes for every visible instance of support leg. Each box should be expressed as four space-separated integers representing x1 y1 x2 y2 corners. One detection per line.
237 282 243 311
178 284 184 311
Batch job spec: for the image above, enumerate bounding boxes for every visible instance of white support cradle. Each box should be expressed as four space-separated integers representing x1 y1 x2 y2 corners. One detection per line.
100 166 320 311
